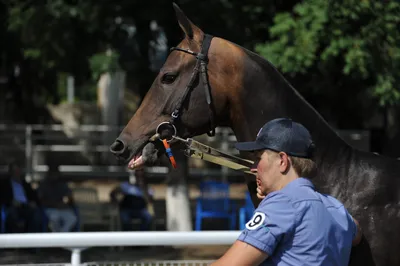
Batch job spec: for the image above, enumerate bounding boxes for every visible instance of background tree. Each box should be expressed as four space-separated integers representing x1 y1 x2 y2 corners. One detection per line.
255 0 400 154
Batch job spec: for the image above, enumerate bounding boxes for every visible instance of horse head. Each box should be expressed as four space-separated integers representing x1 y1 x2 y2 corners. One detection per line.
110 3 245 168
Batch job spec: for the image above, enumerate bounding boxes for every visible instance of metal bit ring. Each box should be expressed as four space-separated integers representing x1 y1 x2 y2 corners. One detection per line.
155 122 177 143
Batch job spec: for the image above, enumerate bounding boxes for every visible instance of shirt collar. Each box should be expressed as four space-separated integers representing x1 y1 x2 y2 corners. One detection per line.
262 177 315 203
281 177 314 192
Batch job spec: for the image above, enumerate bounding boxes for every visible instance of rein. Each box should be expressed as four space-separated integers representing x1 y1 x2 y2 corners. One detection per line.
150 131 255 175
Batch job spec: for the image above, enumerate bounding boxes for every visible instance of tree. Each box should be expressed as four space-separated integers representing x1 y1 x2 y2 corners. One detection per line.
255 0 400 129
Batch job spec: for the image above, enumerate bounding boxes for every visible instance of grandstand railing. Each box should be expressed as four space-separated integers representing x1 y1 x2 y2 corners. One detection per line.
0 124 370 182
0 124 239 181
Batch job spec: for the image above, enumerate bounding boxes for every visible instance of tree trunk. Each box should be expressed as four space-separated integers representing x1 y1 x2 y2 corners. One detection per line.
165 152 192 231
98 71 125 162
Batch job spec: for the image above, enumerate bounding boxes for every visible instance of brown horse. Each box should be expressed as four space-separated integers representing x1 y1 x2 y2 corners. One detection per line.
110 3 399 266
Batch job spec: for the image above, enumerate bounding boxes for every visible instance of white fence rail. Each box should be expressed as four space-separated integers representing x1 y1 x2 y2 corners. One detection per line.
0 231 241 266
0 261 215 266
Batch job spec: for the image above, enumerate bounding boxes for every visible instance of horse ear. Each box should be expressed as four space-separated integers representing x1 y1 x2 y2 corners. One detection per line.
173 3 200 40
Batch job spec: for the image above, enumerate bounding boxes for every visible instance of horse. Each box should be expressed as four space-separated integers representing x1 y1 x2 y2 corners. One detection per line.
109 3 400 266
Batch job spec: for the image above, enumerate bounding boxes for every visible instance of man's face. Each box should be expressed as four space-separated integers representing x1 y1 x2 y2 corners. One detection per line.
135 169 145 185
252 150 288 196
10 165 22 181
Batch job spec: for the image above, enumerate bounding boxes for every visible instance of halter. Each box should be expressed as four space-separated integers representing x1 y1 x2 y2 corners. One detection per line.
156 34 215 141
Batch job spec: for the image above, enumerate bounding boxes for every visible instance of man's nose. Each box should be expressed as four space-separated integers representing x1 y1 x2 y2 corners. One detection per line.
251 159 259 172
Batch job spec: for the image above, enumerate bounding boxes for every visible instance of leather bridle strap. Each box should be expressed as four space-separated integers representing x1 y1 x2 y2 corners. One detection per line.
169 34 215 137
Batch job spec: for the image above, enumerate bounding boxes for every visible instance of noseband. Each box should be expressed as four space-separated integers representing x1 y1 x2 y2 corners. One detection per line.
156 34 215 140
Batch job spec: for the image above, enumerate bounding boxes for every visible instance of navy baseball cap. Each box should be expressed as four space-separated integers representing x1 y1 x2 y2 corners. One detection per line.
235 118 315 158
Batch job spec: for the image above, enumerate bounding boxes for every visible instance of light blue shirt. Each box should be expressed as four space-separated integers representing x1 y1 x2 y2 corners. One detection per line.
237 178 356 266
11 180 28 204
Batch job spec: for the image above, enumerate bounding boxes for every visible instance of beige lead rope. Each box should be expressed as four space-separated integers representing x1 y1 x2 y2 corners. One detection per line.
149 133 256 175
186 149 256 175
149 132 256 176
178 137 256 176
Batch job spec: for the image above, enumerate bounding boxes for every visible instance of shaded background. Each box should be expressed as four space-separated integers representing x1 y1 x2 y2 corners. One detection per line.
1 0 399 156
0 0 399 264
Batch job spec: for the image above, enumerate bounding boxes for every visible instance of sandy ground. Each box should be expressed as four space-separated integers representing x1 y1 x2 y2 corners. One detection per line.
0 244 231 264
71 181 249 202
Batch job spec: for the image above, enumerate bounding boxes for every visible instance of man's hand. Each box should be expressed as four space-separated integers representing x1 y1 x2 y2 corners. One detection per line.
256 186 266 200
352 217 363 246
12 199 22 208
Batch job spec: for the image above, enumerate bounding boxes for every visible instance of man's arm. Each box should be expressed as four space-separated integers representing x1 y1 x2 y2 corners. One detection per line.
110 186 122 203
212 193 296 266
349 218 376 266
352 217 363 246
65 186 75 207
210 240 268 266
24 180 40 205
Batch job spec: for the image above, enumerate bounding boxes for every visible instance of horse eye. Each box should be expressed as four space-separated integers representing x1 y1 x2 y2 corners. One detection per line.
161 73 177 84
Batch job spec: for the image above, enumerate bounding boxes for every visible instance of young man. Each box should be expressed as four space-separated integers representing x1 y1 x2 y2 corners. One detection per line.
37 165 78 232
211 118 362 266
110 168 154 231
0 161 42 233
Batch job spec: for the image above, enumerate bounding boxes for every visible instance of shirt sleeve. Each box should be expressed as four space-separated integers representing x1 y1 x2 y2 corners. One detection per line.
237 192 296 256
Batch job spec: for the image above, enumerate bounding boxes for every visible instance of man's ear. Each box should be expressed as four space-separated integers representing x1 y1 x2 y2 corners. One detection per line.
278 152 290 174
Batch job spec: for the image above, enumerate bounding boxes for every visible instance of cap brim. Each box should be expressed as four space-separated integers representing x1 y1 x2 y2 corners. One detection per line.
235 141 265 151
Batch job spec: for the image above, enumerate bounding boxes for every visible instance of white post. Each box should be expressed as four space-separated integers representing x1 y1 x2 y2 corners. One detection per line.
67 76 75 103
25 125 32 182
70 248 86 266
166 152 192 232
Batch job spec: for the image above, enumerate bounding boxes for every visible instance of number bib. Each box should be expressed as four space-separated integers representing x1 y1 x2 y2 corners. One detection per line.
245 211 266 230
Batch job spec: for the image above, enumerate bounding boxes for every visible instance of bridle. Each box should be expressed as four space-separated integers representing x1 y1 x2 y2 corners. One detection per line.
156 34 216 140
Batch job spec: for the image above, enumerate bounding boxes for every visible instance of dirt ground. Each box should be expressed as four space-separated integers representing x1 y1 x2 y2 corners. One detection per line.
71 181 249 202
0 245 231 264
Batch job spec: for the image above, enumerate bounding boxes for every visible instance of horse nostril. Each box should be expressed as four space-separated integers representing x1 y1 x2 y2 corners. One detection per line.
110 139 126 154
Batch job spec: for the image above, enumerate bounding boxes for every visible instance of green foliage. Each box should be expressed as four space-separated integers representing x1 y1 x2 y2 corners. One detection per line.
256 0 400 107
56 72 69 102
256 0 328 74
4 0 117 103
56 72 98 103
89 50 121 81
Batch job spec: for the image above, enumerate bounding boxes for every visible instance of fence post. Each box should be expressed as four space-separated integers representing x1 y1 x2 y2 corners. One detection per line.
25 125 33 182
70 247 86 266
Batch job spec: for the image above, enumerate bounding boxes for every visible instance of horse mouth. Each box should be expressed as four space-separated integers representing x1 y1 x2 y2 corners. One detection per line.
128 153 143 169
127 141 160 169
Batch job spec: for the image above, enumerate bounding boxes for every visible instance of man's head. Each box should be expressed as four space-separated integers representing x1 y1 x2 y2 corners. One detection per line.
235 118 317 195
46 164 60 179
7 160 22 181
129 168 146 186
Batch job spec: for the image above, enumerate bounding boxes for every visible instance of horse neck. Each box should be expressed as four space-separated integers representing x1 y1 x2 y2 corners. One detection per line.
228 49 353 176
